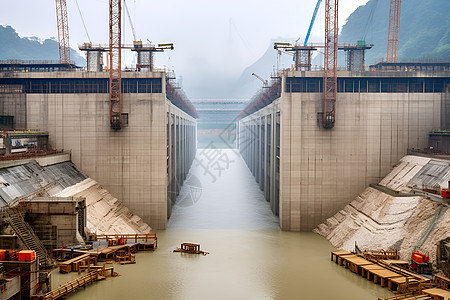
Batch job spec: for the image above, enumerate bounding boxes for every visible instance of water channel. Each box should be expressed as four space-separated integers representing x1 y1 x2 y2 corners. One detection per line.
52 149 393 299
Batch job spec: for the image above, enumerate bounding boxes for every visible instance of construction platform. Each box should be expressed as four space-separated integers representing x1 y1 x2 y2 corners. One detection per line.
331 251 450 300
53 233 157 271
331 251 432 293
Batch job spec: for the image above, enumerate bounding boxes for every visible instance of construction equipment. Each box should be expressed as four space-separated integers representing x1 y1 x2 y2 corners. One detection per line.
387 0 401 63
109 0 122 130
322 0 338 129
6 205 53 268
304 0 323 46
411 251 432 274
55 0 70 64
251 73 268 86
123 0 137 42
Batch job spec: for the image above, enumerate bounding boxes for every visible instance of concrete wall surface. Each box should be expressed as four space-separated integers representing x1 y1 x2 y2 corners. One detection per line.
279 71 446 231
27 91 168 229
240 70 449 231
19 72 196 229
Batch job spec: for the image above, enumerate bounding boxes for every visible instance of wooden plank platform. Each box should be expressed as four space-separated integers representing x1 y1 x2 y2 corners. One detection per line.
331 250 352 264
381 259 410 266
366 268 404 287
59 254 93 273
387 276 419 292
343 256 373 274
43 271 99 300
422 288 450 300
361 263 386 278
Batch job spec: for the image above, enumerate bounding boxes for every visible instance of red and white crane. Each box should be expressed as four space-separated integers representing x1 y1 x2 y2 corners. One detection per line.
322 0 338 129
55 0 71 64
109 0 122 130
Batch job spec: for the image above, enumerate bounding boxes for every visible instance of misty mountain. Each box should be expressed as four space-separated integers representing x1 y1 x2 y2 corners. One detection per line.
230 38 295 99
0 25 86 66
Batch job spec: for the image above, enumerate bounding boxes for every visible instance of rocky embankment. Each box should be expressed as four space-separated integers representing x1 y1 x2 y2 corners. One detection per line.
53 178 151 234
314 155 450 265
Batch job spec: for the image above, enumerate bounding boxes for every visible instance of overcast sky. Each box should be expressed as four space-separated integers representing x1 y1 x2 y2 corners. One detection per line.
0 0 369 98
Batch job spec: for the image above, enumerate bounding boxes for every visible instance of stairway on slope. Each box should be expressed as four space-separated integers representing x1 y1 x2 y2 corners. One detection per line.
6 205 52 267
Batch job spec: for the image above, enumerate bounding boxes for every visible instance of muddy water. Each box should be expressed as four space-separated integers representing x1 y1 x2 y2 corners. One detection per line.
52 150 393 299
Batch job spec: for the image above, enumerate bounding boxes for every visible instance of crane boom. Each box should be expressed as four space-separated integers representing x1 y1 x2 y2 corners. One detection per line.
304 0 322 46
322 0 338 129
109 0 122 130
252 73 268 86
387 0 401 63
55 0 70 64
123 0 137 41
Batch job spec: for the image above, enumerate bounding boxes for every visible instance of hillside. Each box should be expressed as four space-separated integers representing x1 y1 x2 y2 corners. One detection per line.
0 25 85 66
339 0 450 63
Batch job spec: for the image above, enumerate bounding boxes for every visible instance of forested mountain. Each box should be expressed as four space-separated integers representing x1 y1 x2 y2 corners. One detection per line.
339 0 450 62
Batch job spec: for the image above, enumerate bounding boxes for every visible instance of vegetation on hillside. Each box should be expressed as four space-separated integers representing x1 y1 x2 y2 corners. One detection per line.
339 0 450 63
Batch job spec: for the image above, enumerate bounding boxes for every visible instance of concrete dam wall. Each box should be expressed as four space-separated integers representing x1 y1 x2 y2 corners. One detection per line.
0 71 197 230
239 70 450 231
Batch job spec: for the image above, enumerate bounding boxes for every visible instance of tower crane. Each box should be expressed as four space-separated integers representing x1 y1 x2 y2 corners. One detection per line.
322 0 338 129
109 0 122 130
55 0 70 64
387 0 401 63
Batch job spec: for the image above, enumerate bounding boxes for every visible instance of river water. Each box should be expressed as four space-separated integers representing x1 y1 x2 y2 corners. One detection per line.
52 149 393 300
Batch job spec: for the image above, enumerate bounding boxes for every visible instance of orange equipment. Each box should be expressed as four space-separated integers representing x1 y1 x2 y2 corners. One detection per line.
411 251 432 274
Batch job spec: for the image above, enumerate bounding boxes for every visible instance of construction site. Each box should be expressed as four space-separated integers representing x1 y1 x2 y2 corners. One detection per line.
0 0 448 299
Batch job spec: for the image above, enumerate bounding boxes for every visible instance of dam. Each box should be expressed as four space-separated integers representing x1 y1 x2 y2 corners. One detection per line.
0 61 449 233
238 66 450 231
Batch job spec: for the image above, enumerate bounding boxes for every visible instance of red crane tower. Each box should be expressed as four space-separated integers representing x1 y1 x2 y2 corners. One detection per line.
55 0 71 64
387 0 401 63
322 0 338 129
109 0 122 130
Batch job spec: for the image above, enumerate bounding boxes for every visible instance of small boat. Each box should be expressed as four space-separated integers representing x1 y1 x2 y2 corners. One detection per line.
173 243 209 256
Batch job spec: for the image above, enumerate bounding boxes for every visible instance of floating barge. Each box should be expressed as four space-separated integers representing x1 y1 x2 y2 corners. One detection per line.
173 243 209 256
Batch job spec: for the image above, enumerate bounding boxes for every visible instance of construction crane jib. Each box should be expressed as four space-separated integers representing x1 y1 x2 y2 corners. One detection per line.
387 0 401 63
322 0 338 129
55 0 70 64
304 0 322 46
251 73 268 86
109 0 122 130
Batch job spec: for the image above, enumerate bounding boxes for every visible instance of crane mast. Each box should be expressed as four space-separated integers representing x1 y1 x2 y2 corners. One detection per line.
387 0 401 63
109 0 122 130
55 0 70 64
322 0 338 129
